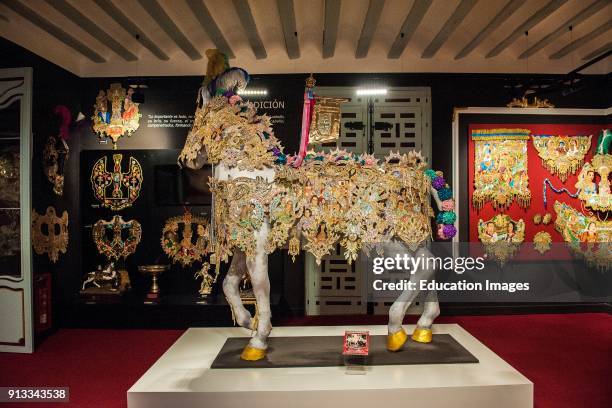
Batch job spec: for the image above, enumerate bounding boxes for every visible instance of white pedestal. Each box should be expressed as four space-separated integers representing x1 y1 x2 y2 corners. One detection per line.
128 324 533 408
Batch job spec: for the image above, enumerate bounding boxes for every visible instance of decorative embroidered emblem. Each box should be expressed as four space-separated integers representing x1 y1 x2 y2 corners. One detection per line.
161 210 211 267
92 215 141 261
91 154 143 211
478 214 525 264
532 135 591 182
472 128 531 210
533 231 552 254
31 207 69 263
507 96 554 108
43 135 69 195
308 96 348 144
0 149 19 207
92 83 141 149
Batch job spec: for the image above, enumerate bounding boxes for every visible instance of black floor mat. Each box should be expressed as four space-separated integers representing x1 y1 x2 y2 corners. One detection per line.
211 334 478 369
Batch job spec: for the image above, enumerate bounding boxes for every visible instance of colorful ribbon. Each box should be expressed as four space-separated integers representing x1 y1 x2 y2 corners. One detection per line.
292 90 315 167
543 178 579 209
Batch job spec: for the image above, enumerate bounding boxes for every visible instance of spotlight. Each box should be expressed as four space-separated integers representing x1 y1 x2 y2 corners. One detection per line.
356 88 387 96
237 89 268 96
128 83 147 104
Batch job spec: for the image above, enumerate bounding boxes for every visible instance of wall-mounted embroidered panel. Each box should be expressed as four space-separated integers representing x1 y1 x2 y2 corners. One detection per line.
92 215 141 261
90 154 143 211
554 201 610 244
31 207 68 263
576 153 611 212
533 231 552 254
43 135 69 196
92 83 141 149
161 211 211 267
554 201 611 269
532 135 591 182
308 96 348 144
477 214 525 264
472 128 531 211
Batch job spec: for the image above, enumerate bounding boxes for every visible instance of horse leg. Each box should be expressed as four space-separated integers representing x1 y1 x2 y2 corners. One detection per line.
387 285 420 351
387 246 437 350
410 247 438 343
240 223 272 361
413 292 440 343
223 250 254 330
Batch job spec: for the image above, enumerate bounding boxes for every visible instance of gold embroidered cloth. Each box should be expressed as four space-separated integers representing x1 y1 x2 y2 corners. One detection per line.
210 151 433 265
477 214 525 264
532 135 591 182
472 129 531 210
179 96 283 170
554 201 611 269
575 154 611 212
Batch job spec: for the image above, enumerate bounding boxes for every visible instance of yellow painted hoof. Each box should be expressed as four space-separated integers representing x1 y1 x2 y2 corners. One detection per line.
411 328 433 343
386 328 408 351
240 345 267 361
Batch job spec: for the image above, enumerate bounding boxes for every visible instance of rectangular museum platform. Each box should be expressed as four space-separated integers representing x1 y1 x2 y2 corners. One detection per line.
127 324 533 408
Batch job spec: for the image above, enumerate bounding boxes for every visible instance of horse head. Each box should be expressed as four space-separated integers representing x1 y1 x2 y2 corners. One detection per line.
179 50 250 170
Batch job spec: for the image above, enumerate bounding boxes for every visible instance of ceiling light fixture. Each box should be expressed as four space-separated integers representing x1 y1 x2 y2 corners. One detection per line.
356 88 388 96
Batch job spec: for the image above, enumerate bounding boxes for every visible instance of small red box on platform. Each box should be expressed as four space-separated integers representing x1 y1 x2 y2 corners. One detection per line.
342 331 370 356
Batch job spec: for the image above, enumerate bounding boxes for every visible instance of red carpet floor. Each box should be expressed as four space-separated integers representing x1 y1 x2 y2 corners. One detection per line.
0 313 610 408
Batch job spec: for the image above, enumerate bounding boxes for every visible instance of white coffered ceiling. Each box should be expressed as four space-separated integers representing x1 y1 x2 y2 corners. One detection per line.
0 0 610 77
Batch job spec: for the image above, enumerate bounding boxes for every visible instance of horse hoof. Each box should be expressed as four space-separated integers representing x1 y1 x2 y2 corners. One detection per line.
386 328 408 351
411 328 433 343
240 345 267 361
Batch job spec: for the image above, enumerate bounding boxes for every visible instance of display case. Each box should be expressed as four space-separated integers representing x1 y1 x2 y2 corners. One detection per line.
0 68 33 353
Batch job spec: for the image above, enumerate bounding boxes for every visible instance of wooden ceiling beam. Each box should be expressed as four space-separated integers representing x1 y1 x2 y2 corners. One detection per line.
582 41 612 60
355 0 385 59
186 0 234 59
276 0 300 59
137 0 202 61
93 0 169 60
388 0 432 59
46 0 137 62
519 0 610 59
0 0 105 63
421 0 478 59
455 0 525 60
486 0 569 58
232 0 265 59
322 0 341 59
550 20 612 59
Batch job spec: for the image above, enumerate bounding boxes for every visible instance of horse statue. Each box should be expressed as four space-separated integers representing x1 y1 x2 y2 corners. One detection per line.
179 50 457 361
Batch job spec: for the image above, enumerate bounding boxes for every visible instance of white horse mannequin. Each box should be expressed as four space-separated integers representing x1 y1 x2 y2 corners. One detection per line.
180 59 447 360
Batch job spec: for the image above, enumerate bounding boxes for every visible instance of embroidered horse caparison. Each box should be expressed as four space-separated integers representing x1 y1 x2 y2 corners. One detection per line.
179 54 454 360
